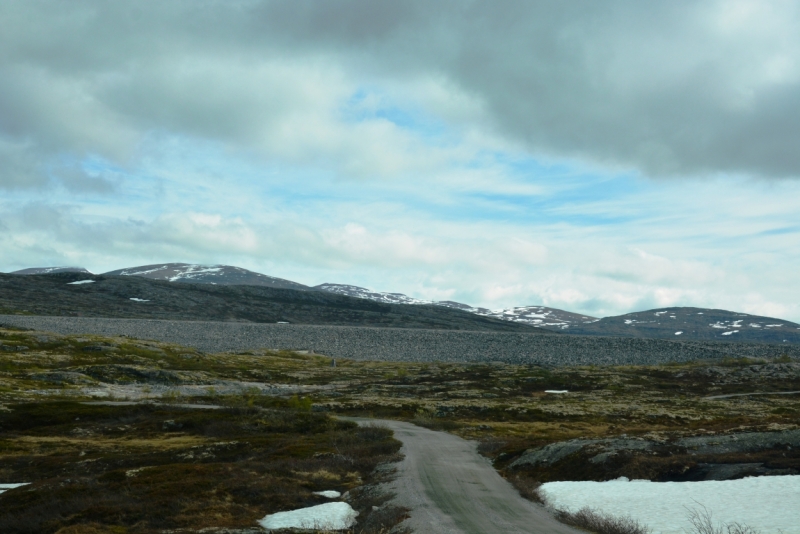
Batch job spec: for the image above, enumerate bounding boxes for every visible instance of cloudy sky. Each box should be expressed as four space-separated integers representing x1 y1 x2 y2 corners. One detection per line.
2 0 800 320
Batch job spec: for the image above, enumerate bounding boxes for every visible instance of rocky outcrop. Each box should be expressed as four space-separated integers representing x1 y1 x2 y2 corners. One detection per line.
509 429 800 480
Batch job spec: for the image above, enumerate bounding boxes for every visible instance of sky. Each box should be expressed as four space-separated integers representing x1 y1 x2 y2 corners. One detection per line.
2 0 800 321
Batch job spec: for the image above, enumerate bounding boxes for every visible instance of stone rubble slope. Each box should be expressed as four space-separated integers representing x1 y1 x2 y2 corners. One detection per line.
3 315 799 367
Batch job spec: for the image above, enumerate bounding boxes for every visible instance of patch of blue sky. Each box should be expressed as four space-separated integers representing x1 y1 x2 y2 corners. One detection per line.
340 87 448 142
755 225 800 237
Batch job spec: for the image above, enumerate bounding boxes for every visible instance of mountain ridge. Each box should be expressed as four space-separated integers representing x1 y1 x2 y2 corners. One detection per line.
8 263 799 343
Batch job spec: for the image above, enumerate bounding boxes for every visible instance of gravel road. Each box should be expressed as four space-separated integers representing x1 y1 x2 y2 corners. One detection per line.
360 419 581 534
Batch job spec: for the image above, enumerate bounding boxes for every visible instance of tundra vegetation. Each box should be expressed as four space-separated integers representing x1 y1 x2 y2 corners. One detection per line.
1 326 798 533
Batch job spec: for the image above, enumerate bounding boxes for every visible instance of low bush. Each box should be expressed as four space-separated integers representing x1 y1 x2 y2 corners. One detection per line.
685 504 761 534
555 507 652 534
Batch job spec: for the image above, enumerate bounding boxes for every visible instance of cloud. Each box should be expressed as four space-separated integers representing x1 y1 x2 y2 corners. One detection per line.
2 0 800 189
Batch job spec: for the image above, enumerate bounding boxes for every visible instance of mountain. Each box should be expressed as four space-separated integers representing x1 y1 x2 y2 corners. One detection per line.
313 283 431 305
8 264 799 343
103 263 309 291
0 272 550 333
314 283 596 329
10 267 92 275
565 307 800 344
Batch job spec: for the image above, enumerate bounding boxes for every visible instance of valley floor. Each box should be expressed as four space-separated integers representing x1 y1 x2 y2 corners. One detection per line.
1 324 799 533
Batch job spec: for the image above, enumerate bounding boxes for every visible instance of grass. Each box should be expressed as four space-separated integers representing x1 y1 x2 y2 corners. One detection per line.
685 504 762 534
0 402 404 532
554 507 652 534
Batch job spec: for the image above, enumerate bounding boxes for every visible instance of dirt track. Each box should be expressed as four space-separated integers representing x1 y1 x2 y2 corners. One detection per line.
362 419 581 534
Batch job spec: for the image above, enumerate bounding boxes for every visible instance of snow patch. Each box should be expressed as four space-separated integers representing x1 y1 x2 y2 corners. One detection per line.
674 332 683 335
67 280 95 285
313 490 341 499
258 502 358 530
129 298 150 302
539 475 800 534
545 390 569 394
721 330 739 336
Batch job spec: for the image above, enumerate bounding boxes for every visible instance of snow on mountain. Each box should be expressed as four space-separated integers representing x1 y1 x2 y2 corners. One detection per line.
312 283 432 306
474 306 598 329
10 267 93 275
567 307 800 344
102 263 309 291
313 284 596 329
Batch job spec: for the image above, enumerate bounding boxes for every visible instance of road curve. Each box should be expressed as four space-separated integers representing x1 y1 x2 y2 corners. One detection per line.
359 419 582 534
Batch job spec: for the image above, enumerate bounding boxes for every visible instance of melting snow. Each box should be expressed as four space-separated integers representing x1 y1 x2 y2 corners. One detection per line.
539 476 800 534
674 332 683 335
313 490 341 498
721 330 739 336
129 298 150 302
0 483 29 494
67 280 95 285
766 324 783 328
258 502 358 530
545 390 569 394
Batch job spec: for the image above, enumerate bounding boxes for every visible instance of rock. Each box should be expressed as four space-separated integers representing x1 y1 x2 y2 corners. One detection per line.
510 439 598 468
28 371 95 385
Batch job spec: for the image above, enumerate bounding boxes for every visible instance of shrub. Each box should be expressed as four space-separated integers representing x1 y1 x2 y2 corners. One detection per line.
685 504 761 534
288 395 313 411
555 507 652 534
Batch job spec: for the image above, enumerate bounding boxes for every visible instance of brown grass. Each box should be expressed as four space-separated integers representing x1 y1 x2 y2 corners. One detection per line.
555 507 652 534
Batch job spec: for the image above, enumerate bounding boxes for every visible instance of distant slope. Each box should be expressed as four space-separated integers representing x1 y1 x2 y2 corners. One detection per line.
0 273 551 332
437 302 596 329
9 265 798 343
313 283 431 305
103 263 309 291
10 267 92 275
314 283 595 329
566 307 800 344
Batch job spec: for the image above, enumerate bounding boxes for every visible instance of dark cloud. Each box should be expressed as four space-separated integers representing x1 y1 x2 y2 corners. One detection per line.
2 0 799 188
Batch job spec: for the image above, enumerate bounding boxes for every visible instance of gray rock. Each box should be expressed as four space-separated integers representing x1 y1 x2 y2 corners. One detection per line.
510 439 598 468
510 429 800 471
677 429 800 454
28 371 96 384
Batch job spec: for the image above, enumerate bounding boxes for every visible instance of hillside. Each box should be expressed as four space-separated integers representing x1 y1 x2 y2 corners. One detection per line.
104 263 309 290
10 266 92 275
0 272 549 332
9 264 799 344
566 307 800 344
315 283 596 328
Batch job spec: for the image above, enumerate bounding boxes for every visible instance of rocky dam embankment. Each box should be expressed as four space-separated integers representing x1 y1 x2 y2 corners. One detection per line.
2 315 799 366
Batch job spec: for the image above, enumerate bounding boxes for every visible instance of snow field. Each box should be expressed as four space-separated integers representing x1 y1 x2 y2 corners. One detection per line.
539 476 800 534
258 501 358 530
